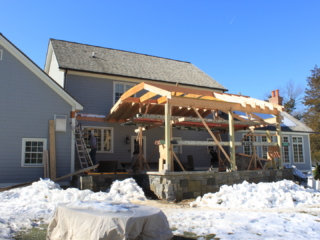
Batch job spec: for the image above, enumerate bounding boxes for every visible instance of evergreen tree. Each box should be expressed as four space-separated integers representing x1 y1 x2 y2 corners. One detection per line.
303 65 320 162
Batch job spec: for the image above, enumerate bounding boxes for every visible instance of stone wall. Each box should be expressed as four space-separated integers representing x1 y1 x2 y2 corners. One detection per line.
147 169 293 201
72 169 293 202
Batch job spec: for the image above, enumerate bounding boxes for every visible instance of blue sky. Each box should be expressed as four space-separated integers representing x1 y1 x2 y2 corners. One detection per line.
1 0 319 101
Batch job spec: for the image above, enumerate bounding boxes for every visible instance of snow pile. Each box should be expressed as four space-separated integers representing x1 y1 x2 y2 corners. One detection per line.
0 178 145 239
165 209 320 240
190 180 320 209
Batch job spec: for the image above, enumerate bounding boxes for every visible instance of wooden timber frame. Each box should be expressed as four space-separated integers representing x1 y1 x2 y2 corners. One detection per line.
81 82 284 172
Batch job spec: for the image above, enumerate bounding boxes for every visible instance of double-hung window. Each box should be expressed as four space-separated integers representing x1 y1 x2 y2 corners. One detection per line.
292 136 304 163
243 135 257 155
21 138 47 167
114 82 135 104
83 127 113 153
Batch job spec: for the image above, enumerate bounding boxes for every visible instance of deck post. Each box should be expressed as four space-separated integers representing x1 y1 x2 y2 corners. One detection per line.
164 101 172 171
276 113 283 168
228 110 236 171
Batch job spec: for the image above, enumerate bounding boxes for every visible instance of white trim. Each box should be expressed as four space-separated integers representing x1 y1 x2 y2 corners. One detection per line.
0 49 3 60
173 137 182 154
83 126 114 153
0 35 83 110
113 81 136 105
291 136 305 164
307 134 312 171
21 138 47 167
131 136 147 159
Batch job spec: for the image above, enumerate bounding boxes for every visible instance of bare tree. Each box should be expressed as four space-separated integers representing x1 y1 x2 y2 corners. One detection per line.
264 80 305 120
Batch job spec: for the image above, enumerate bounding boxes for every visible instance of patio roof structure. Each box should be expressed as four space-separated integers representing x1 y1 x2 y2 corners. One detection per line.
77 82 284 172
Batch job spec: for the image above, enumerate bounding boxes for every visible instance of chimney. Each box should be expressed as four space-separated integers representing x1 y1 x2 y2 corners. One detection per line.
268 89 283 105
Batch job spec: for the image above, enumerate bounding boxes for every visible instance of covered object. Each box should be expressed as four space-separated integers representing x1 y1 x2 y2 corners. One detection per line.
47 203 173 240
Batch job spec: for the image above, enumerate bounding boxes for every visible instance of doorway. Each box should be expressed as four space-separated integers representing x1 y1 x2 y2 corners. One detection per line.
131 136 147 159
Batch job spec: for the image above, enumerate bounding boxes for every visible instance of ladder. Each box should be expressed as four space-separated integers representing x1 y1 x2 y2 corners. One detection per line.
74 122 93 169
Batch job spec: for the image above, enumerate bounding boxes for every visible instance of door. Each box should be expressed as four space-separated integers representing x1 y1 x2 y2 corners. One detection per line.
131 136 147 159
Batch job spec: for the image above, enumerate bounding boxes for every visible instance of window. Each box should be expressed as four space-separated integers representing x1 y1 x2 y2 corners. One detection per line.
113 82 135 104
282 136 290 163
292 136 304 163
261 135 276 159
243 135 257 155
83 127 113 153
172 137 182 154
0 49 3 60
22 138 47 167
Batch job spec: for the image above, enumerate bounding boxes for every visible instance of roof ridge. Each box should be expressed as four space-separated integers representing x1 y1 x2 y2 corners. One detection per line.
50 38 191 64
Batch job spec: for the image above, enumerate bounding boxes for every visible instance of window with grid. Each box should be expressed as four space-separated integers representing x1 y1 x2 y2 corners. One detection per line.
292 136 304 163
282 136 290 163
22 138 47 167
243 135 257 155
114 82 135 104
83 127 113 153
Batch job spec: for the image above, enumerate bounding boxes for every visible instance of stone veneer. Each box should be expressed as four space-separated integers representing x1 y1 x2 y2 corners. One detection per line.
72 169 293 202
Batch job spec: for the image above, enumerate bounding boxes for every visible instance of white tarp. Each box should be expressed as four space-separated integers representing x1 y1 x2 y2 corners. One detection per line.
46 202 173 240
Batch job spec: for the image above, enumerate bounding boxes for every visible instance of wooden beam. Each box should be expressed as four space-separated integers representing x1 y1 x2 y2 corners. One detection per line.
140 92 158 103
229 110 236 171
122 97 141 103
76 116 107 122
169 96 280 115
144 83 172 99
193 108 231 163
120 82 145 101
54 164 99 182
49 120 56 181
157 96 168 104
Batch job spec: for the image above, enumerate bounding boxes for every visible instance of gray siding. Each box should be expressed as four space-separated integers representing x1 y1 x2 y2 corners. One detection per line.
0 44 73 185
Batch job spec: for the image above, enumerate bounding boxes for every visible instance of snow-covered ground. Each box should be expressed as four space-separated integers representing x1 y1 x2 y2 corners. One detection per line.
1 178 320 239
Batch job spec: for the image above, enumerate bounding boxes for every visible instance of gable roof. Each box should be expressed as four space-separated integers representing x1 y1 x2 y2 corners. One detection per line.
255 111 314 133
47 39 228 91
0 33 83 111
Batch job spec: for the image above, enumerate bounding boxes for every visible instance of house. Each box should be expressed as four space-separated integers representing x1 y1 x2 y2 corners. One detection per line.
44 39 313 174
0 34 83 187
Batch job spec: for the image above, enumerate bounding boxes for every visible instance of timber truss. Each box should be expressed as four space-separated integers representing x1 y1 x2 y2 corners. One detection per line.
76 82 284 172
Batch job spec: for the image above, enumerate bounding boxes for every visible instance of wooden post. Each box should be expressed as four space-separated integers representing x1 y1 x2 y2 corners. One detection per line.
139 127 143 171
252 128 257 169
43 150 49 178
276 113 283 168
49 120 56 181
228 110 236 171
266 130 275 169
164 101 172 171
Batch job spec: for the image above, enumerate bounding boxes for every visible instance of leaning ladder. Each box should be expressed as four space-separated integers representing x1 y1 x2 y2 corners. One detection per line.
74 122 93 169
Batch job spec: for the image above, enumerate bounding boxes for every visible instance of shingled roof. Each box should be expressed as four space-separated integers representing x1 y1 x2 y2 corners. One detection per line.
49 39 227 91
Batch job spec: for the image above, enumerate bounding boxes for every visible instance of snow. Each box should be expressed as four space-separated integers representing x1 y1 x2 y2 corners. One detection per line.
1 178 320 239
190 180 320 209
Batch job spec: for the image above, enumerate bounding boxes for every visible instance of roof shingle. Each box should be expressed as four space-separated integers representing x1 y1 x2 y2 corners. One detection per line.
50 39 227 91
